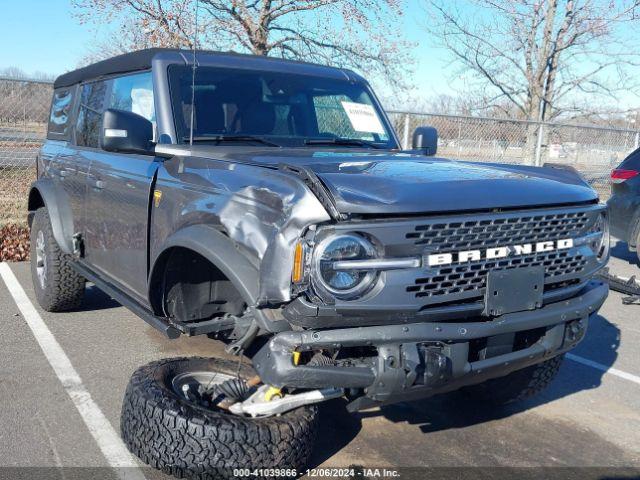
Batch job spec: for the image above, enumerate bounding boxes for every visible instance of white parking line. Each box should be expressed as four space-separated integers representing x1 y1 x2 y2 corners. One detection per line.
0 263 146 480
566 353 640 386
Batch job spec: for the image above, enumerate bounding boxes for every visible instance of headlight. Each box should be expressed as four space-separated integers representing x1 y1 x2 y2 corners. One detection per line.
312 233 378 300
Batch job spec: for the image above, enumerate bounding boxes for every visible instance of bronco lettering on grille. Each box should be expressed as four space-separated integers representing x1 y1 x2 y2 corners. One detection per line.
427 239 574 267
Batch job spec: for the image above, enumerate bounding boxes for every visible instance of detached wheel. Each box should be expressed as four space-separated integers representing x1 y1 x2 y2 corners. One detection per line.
120 357 319 479
463 354 564 405
30 207 85 312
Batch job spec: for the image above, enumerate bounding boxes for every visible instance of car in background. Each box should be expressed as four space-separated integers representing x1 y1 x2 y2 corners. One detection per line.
608 147 640 262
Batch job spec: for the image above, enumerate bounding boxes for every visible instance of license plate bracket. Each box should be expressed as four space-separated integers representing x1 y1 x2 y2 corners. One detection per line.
484 266 545 316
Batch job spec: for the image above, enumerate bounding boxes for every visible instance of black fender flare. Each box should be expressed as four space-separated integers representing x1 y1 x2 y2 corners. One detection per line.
28 179 75 255
148 224 260 311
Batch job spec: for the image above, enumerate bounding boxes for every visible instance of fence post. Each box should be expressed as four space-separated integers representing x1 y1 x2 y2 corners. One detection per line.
635 131 640 151
402 113 411 150
534 123 544 166
458 119 463 157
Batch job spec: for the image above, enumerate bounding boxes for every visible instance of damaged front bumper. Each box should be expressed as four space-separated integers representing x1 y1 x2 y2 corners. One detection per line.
252 280 608 411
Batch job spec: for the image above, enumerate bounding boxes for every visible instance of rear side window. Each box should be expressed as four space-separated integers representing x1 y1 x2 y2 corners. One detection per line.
76 80 108 148
47 88 75 139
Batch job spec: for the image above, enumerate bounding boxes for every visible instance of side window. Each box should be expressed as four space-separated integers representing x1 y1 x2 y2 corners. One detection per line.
108 72 155 122
47 88 74 138
76 81 108 148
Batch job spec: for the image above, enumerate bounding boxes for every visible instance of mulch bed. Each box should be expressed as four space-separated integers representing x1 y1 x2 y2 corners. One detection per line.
0 224 30 262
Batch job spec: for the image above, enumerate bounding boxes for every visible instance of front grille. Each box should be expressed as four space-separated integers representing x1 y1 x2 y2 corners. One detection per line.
403 208 599 307
322 204 603 316
408 250 587 299
406 211 589 251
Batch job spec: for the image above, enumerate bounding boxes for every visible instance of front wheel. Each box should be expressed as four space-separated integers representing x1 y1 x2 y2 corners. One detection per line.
463 354 564 405
120 357 319 479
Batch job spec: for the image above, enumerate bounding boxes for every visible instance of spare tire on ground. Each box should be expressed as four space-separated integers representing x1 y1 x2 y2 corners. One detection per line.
120 357 319 479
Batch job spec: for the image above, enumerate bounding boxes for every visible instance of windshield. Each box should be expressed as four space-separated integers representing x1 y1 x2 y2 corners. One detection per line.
167 65 397 148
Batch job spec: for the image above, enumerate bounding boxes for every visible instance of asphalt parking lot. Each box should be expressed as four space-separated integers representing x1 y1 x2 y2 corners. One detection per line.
0 239 639 480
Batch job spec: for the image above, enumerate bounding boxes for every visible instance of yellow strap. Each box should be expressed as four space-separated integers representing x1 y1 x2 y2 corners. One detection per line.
264 386 282 402
292 351 301 366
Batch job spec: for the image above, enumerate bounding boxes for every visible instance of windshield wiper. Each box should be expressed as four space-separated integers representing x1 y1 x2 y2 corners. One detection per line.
304 138 384 149
184 135 281 147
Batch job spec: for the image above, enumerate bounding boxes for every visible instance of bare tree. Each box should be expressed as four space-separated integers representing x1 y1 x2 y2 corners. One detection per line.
424 0 640 123
73 0 414 87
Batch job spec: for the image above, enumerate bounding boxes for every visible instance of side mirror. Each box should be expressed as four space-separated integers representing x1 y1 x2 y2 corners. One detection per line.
412 126 438 156
101 109 153 155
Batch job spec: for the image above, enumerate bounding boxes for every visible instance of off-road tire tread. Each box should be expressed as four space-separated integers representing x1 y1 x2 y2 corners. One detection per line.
464 354 564 405
30 208 85 312
120 357 319 479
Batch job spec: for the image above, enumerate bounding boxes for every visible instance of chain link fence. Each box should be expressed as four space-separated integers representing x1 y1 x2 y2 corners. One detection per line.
0 76 52 226
388 111 639 200
1 76 637 227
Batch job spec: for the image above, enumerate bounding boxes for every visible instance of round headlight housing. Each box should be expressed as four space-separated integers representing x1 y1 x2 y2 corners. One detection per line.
313 234 378 300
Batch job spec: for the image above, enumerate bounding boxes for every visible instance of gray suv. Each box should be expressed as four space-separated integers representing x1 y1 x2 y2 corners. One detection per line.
30 48 609 478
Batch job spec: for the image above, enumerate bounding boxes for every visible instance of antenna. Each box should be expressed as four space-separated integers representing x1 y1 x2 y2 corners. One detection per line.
188 0 200 146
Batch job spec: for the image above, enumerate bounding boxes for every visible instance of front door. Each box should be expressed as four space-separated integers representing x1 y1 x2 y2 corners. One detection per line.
80 72 158 300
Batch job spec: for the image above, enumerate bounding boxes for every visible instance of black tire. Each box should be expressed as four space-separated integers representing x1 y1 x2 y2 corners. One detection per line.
30 207 85 312
120 357 319 479
463 354 564 405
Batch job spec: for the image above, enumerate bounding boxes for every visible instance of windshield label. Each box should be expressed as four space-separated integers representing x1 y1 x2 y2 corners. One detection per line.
341 101 385 134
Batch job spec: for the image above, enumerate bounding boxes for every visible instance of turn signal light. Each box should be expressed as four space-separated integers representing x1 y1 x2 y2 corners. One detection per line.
611 169 639 184
292 242 305 283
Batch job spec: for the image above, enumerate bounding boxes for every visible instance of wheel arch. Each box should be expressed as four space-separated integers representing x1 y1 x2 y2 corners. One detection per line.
27 179 74 255
148 225 260 317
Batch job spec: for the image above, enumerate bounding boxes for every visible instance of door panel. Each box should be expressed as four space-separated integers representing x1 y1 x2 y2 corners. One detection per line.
76 71 157 300
84 152 159 299
42 140 91 242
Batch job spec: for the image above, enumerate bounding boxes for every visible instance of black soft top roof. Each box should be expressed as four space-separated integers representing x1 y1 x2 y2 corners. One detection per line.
53 48 353 89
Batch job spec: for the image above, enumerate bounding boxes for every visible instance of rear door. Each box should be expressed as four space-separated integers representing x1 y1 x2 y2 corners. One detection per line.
82 72 159 300
44 85 92 247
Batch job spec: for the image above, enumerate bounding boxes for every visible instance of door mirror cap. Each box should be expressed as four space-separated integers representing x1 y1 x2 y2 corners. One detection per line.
412 126 438 156
101 109 154 155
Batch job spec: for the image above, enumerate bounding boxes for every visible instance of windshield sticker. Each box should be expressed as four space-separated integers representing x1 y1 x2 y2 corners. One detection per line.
341 101 385 134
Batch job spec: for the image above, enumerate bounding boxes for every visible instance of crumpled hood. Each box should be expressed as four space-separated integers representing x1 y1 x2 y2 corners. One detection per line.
306 157 598 214
184 147 598 215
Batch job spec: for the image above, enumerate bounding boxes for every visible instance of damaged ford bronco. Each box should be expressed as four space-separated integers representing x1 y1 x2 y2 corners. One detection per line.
30 48 609 477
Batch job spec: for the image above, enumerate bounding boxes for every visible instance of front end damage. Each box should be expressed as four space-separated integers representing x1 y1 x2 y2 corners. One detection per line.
252 280 607 412
158 153 609 416
246 202 610 414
